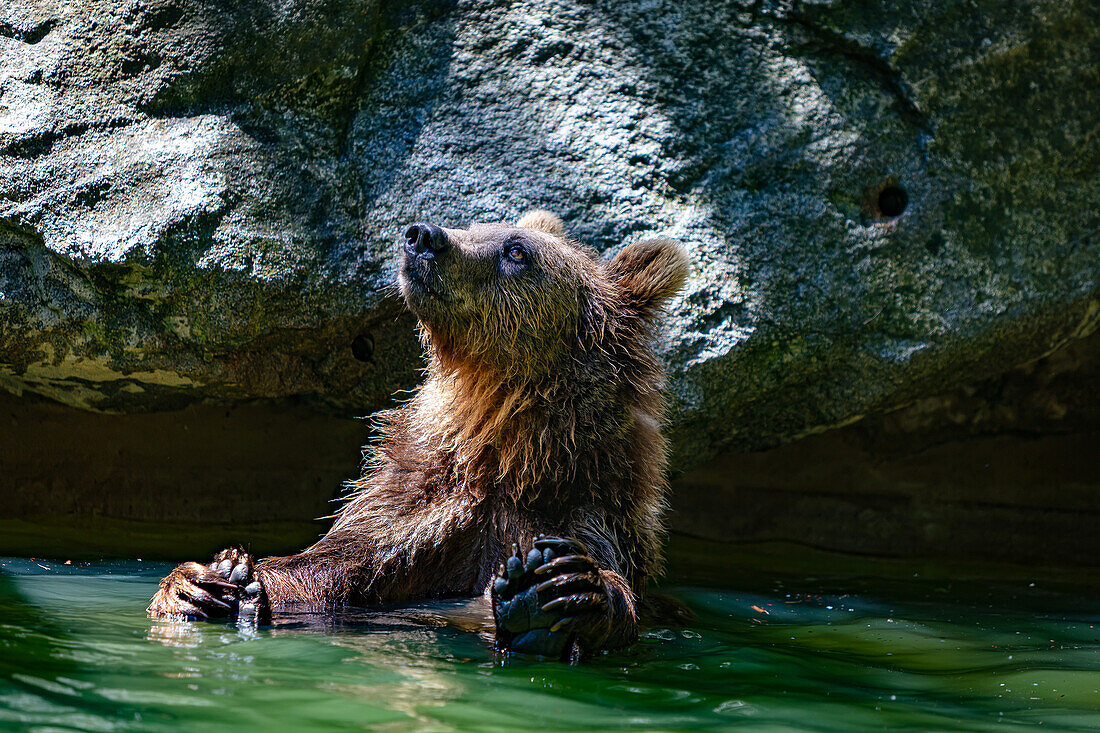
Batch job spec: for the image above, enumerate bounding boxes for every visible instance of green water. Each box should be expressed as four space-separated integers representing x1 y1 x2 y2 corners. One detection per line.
3 545 1100 732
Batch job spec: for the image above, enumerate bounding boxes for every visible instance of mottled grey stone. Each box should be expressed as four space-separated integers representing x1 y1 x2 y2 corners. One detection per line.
0 0 1097 470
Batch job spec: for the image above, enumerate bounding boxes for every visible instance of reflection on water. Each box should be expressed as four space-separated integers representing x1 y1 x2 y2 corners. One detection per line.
3 545 1100 732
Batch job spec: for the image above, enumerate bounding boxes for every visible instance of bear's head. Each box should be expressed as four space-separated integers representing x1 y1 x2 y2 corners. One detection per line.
398 210 688 383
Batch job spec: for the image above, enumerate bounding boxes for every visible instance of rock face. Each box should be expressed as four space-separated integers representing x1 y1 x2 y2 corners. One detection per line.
1 0 1098 469
670 330 1100 564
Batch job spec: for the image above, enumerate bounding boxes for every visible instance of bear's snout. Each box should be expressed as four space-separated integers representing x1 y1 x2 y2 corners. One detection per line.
403 223 450 260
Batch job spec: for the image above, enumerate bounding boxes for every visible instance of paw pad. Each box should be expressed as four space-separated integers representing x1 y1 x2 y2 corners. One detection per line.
491 535 608 658
148 547 268 623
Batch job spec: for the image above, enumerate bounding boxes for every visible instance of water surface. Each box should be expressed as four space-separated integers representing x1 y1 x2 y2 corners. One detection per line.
3 542 1100 731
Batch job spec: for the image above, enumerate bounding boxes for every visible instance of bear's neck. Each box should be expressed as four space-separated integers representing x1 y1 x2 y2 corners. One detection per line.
408 352 654 505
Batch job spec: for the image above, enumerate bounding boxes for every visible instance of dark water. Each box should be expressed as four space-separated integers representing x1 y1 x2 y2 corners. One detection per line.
3 544 1100 732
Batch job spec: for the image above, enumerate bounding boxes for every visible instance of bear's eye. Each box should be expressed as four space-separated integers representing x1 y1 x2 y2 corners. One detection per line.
504 243 527 265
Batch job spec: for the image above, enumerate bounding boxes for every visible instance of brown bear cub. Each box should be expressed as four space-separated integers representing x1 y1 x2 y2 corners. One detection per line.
148 211 689 660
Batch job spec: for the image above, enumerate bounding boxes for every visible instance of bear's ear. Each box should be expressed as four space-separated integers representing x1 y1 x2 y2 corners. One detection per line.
516 210 565 236
607 237 689 318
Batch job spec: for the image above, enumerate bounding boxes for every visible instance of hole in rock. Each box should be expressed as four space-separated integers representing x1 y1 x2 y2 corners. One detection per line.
877 185 908 218
351 334 374 363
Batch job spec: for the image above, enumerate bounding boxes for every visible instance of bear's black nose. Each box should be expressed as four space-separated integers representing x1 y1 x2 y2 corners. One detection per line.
404 223 449 259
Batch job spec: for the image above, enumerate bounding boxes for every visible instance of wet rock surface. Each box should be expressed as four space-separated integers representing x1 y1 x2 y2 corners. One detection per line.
1 0 1097 469
670 330 1100 563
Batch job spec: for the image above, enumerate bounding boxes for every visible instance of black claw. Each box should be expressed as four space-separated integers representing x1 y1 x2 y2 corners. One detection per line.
180 602 209 620
511 543 519 558
533 555 597 576
550 616 578 633
534 572 600 594
541 592 605 614
187 588 232 610
533 536 584 553
506 555 523 578
197 576 239 591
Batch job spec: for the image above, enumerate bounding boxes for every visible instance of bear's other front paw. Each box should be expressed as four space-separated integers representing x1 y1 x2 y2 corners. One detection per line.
147 548 269 623
491 536 609 659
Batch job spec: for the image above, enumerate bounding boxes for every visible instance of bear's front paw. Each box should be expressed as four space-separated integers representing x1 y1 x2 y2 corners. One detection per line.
147 548 268 623
491 536 609 659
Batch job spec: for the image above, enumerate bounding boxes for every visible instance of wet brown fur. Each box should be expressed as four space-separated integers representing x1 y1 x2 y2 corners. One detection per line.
152 211 689 650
